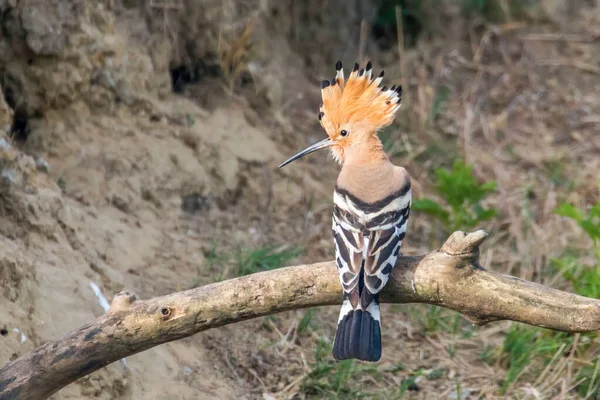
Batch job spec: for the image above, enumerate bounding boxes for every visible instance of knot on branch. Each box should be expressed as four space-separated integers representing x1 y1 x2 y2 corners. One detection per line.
156 304 186 323
5 229 600 400
160 307 173 320
109 291 137 313
440 230 488 256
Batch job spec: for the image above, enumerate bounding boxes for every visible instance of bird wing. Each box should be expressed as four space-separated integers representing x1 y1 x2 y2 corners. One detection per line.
332 210 364 308
333 189 411 309
362 205 410 306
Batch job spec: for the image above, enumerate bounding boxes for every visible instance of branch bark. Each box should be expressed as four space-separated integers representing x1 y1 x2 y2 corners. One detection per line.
1 230 599 400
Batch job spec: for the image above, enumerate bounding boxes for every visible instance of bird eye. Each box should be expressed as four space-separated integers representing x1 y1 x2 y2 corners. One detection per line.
340 130 348 137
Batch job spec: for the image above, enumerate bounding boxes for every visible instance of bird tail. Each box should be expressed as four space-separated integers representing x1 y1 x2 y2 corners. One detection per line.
332 294 382 362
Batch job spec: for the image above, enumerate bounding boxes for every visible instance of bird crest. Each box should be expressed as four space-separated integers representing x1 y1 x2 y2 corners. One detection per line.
319 61 402 140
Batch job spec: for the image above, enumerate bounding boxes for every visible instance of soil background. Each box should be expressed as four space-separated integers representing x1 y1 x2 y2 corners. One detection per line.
1 1 600 399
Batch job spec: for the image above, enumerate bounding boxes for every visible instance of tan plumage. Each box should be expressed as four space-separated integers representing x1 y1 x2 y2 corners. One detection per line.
279 61 411 362
337 162 410 203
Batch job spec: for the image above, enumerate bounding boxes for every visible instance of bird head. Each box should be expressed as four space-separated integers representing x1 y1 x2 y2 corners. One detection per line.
279 61 402 168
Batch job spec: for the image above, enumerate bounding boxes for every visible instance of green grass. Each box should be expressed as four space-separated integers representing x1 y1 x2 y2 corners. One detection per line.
236 245 301 276
300 338 383 399
480 344 494 364
500 324 545 394
431 85 450 121
418 140 459 169
193 243 302 286
374 0 429 48
373 0 538 53
543 159 571 188
497 197 600 396
461 0 538 22
298 335 431 399
552 254 600 299
191 242 231 287
397 368 424 397
554 200 600 246
405 304 474 339
57 176 67 193
412 160 497 232
297 309 316 336
552 198 600 298
401 193 600 396
576 360 600 398
498 324 600 396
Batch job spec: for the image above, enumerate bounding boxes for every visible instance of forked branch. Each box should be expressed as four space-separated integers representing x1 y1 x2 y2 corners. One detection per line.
1 230 599 400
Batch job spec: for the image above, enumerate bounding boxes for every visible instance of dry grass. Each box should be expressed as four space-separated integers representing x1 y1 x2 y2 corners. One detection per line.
218 21 255 92
11 0 600 398
204 1 600 399
158 1 600 398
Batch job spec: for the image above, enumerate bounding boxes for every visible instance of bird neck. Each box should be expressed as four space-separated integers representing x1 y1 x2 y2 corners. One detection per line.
336 156 399 203
342 136 388 167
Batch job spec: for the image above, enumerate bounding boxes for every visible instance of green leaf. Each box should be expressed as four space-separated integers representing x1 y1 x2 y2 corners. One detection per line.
589 204 600 220
412 198 450 222
431 86 450 119
480 181 498 193
553 203 583 221
553 202 600 244
433 160 497 209
297 309 314 335
475 208 497 223
580 220 600 244
417 160 497 231
238 246 301 276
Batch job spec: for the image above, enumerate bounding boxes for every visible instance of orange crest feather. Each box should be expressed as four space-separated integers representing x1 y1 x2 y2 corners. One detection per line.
318 61 402 137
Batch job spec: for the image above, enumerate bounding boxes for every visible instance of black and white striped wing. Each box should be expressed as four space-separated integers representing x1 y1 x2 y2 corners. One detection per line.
332 191 411 303
363 203 410 298
332 212 364 300
331 186 411 361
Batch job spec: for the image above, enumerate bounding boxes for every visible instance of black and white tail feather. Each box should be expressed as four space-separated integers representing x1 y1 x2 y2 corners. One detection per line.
331 185 411 362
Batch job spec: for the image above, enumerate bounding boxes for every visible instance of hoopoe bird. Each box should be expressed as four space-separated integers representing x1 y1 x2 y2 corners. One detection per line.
279 61 411 362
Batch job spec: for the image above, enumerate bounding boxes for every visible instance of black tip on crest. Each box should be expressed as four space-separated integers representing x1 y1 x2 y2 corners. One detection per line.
318 111 324 121
396 85 403 94
319 102 323 108
391 84 396 91
336 60 342 71
381 86 387 92
379 70 385 78
353 63 359 72
366 61 372 71
359 68 365 76
331 78 337 86
321 80 330 89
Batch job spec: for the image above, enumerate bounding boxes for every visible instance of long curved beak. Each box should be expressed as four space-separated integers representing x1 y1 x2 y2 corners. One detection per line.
278 138 334 168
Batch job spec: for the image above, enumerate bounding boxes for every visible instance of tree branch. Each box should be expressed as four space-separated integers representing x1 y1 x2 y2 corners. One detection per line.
1 230 599 400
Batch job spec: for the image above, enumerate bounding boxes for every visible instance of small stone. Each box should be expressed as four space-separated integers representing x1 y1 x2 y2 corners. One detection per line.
181 193 210 214
112 195 129 213
1 169 17 185
0 137 10 151
36 157 49 172
182 366 193 376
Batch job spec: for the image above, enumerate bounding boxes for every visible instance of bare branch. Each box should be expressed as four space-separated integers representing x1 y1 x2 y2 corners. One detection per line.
1 230 599 400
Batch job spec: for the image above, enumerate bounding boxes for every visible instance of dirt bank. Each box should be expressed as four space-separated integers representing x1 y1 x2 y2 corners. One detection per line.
2 1 600 399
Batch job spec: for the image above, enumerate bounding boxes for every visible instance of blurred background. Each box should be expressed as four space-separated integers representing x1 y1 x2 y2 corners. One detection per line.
1 0 600 398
